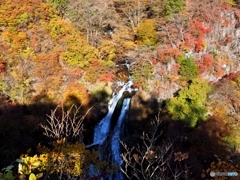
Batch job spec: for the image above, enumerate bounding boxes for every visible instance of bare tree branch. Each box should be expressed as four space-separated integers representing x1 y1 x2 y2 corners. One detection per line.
40 104 92 143
120 113 187 179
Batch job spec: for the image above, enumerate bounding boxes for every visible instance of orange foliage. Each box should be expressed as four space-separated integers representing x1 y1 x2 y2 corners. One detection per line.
197 53 214 74
99 72 115 82
202 158 240 179
65 67 83 80
0 0 50 26
216 67 224 77
170 63 180 76
157 46 181 63
34 51 63 95
63 81 91 106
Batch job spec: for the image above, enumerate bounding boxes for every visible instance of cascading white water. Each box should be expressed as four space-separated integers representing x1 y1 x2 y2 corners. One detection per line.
88 79 137 147
109 98 131 180
87 62 138 180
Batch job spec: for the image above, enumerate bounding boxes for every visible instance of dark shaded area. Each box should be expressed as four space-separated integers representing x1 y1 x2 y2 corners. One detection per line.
0 92 98 169
83 89 110 145
122 93 239 179
0 86 239 180
0 95 56 169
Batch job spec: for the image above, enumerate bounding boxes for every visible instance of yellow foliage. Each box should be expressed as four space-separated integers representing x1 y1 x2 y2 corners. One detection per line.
137 19 157 46
17 141 110 179
98 40 116 61
225 0 237 6
42 18 72 40
20 47 36 60
63 81 91 106
123 41 138 50
60 30 98 68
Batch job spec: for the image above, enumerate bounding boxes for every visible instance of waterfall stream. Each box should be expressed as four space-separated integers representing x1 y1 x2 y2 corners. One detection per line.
87 62 138 179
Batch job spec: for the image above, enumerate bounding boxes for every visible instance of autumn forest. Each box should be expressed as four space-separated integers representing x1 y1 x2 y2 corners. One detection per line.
1 0 240 179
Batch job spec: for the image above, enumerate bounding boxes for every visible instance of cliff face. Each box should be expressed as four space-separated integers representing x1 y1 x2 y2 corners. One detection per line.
137 1 240 101
194 8 240 81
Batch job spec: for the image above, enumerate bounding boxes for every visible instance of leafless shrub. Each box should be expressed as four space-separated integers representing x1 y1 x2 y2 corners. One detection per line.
120 114 187 180
40 104 92 143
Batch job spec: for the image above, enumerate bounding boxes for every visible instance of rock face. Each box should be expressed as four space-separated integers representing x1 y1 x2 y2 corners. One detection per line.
114 65 129 82
129 88 159 121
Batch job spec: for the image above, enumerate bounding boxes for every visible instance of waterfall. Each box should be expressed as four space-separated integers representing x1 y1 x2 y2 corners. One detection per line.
87 62 138 180
109 98 131 180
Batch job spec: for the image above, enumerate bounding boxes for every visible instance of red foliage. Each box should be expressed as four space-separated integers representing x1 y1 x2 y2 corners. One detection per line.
133 82 141 88
216 67 224 77
197 53 214 74
151 58 157 65
190 21 211 52
0 62 6 73
193 21 212 34
195 36 205 52
183 33 195 49
202 53 213 67
181 20 212 52
99 72 115 82
228 72 236 79
91 61 101 66
157 46 181 63
219 2 233 10
198 64 208 74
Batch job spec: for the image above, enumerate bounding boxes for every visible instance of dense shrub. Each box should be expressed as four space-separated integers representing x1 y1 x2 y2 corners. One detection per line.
136 19 157 46
166 78 211 127
177 56 200 81
165 0 185 18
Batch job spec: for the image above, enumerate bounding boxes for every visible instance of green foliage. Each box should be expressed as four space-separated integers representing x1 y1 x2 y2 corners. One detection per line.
8 68 33 104
131 60 153 90
15 12 30 27
166 78 211 127
0 80 8 93
60 31 98 68
41 17 72 40
137 19 157 46
49 0 67 16
165 0 185 18
177 56 200 80
49 0 67 8
0 165 15 180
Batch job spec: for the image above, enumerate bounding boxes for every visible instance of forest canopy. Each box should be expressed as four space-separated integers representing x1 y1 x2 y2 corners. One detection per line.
1 0 240 179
